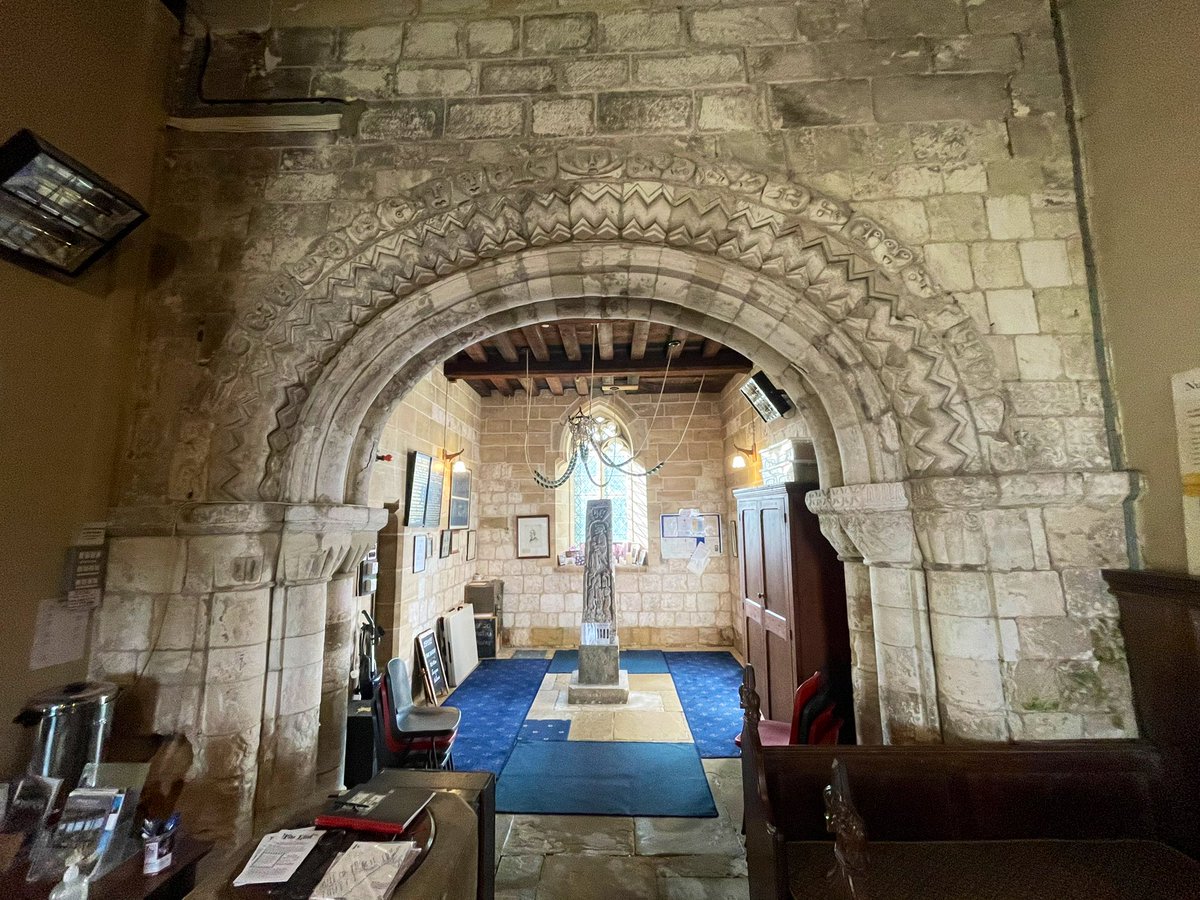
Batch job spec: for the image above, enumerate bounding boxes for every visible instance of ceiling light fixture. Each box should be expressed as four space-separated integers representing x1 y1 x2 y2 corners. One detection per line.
522 332 702 490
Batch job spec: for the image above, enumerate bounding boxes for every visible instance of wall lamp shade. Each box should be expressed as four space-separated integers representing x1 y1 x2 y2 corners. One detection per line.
0 129 148 277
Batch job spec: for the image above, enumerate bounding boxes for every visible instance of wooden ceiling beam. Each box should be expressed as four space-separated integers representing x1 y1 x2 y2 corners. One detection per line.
574 376 589 396
631 321 650 360
546 375 565 396
492 332 519 363
701 338 722 358
558 323 581 361
521 325 551 362
667 327 689 359
464 343 488 363
597 322 614 361
445 348 752 380
488 377 513 396
466 379 491 397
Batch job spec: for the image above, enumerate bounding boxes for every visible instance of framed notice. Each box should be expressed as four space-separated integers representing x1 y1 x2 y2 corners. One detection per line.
660 512 722 558
415 629 449 703
404 451 432 527
439 529 452 558
466 529 477 562
448 467 471 530
413 534 427 574
424 462 444 528
516 515 550 559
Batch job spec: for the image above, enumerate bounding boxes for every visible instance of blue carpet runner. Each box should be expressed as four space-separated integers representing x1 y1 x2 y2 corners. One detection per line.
547 648 670 674
666 651 745 758
446 658 549 774
496 741 718 817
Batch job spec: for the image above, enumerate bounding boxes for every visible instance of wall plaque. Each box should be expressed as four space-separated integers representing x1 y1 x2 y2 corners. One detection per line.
404 451 431 527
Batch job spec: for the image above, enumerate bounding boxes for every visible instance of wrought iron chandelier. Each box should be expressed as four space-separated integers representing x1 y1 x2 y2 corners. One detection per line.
522 326 705 490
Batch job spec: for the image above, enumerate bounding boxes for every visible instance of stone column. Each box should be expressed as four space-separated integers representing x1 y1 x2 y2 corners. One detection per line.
256 504 385 825
316 525 382 795
91 501 385 846
813 515 883 745
809 484 941 744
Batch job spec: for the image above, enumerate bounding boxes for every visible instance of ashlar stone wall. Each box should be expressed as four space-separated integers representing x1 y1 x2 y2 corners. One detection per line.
473 391 738 648
94 0 1143 843
366 370 483 673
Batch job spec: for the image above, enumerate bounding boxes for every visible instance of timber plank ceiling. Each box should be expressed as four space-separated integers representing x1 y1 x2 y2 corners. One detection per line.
443 320 752 397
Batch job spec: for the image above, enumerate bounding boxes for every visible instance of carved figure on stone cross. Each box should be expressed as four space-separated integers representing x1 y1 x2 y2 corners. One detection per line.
582 500 615 624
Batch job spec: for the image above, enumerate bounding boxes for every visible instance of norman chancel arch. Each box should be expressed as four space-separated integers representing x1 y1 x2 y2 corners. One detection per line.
95 148 1138 843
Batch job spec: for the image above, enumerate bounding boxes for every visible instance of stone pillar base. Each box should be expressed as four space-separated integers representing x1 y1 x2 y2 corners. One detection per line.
568 669 630 705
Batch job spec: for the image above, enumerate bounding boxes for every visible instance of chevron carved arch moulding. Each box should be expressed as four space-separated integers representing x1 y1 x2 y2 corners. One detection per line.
194 146 1014 503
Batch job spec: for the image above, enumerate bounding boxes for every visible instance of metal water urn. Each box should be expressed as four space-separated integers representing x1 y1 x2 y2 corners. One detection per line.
14 680 119 791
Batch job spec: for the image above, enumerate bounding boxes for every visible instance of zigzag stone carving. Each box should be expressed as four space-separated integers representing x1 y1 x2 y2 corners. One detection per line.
195 147 1010 502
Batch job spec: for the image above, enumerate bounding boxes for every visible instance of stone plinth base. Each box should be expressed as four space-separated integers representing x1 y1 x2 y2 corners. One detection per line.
568 669 630 705
578 642 619 684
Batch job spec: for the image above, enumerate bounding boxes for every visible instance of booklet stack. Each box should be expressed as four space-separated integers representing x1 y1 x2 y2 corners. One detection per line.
309 841 421 900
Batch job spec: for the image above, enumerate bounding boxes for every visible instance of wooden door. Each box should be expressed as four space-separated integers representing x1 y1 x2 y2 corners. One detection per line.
740 502 768 700
759 495 795 720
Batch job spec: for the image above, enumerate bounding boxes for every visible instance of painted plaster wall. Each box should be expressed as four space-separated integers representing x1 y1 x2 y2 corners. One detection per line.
0 1 174 772
1060 0 1200 572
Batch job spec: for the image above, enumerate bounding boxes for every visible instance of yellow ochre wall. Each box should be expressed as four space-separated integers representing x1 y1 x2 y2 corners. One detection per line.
0 1 175 771
1061 0 1200 571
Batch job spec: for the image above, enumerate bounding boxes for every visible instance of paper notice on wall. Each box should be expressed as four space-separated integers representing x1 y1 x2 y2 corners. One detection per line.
687 540 712 575
1171 368 1200 575
29 598 91 670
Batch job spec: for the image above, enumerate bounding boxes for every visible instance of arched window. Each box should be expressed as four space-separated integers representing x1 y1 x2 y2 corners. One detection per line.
568 412 648 562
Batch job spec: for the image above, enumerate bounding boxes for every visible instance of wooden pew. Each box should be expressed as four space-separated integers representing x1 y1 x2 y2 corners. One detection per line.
739 666 1171 900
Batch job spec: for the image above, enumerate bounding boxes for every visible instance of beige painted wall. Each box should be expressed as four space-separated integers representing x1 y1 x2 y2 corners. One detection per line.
1061 0 1200 571
0 2 174 771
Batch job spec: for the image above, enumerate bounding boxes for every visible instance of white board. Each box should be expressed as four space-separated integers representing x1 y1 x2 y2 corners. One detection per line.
444 603 479 687
1172 368 1200 575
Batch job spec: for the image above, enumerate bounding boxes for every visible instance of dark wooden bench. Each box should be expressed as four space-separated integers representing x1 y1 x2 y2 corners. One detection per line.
739 666 1172 900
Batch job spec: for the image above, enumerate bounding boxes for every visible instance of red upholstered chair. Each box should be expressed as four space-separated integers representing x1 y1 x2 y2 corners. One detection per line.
736 671 823 748
373 658 460 770
807 705 843 746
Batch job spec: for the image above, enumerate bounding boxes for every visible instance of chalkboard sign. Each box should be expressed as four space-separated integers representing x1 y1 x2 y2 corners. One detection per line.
423 463 444 528
404 452 432 527
415 628 448 703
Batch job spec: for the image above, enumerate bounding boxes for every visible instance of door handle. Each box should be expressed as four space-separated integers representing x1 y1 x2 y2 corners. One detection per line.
757 592 765 600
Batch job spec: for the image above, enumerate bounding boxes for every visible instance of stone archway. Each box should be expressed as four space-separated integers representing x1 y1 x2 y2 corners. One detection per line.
96 147 1136 844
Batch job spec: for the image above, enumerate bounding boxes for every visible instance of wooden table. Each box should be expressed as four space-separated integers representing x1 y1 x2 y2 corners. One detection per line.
2 833 211 900
220 790 477 900
787 839 1200 899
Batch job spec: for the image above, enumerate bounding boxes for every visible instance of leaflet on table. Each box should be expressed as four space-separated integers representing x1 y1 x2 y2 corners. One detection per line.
232 826 323 886
310 841 421 900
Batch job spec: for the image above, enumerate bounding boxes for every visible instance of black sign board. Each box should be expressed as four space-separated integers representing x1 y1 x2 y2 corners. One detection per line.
404 451 432 527
416 629 448 702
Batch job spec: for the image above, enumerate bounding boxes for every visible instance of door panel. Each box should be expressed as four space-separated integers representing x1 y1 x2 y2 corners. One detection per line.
740 505 768 695
760 501 795 719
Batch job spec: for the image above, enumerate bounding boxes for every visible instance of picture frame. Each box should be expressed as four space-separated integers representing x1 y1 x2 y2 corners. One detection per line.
415 629 448 703
659 512 722 553
413 534 427 573
466 529 477 562
448 466 471 530
427 536 435 559
440 529 453 558
516 514 551 559
451 530 462 555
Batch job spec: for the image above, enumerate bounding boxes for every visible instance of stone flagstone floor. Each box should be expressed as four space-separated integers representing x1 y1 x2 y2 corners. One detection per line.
494 648 748 899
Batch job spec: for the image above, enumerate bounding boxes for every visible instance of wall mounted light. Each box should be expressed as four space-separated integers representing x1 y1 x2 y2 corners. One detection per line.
0 129 147 277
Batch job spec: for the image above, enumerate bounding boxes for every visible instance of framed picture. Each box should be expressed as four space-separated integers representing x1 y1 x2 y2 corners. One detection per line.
426 535 434 559
403 451 432 527
448 467 471 530
440 529 453 558
451 530 462 554
516 514 550 559
466 529 477 562
730 519 738 558
415 629 448 703
413 534 427 573
660 512 722 559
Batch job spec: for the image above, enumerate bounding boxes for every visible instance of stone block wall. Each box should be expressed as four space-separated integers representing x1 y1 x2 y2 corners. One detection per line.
472 391 737 648
367 370 482 672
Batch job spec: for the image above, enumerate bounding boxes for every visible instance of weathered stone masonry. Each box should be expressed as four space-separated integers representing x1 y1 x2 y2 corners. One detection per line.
93 0 1137 841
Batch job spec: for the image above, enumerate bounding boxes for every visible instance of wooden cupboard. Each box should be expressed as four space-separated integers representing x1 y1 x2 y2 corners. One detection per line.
734 483 851 725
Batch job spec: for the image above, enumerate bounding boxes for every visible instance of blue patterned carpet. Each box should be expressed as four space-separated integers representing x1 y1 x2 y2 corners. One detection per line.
446 658 549 773
666 651 745 758
497 741 718 817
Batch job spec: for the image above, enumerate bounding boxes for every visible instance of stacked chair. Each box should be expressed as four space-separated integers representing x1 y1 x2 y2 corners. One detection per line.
372 657 460 769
